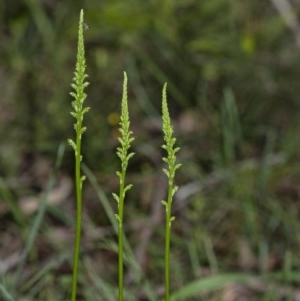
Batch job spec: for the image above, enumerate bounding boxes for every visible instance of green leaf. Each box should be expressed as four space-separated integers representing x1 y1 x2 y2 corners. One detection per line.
115 214 120 223
175 163 182 170
162 157 168 164
163 169 169 178
126 152 135 161
161 200 168 207
172 186 178 196
68 139 76 151
124 184 133 193
82 107 90 115
80 127 87 135
112 193 119 204
171 274 255 301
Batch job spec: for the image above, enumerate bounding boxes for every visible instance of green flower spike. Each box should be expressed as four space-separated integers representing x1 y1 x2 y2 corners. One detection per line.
112 72 135 301
161 83 181 301
68 9 89 301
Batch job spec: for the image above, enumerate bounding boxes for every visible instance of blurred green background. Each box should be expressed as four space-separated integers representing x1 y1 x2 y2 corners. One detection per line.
1 0 300 300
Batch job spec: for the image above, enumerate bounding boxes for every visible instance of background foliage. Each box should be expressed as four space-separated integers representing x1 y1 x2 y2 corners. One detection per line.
1 0 300 300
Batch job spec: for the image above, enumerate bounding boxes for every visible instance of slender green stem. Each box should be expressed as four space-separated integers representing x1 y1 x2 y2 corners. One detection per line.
164 186 173 301
68 9 89 301
112 72 134 301
118 170 125 301
117 168 127 301
161 84 181 301
71 128 83 301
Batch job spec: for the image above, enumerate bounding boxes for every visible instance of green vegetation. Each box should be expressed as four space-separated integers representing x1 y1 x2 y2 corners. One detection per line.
68 9 89 301
1 1 300 300
112 72 134 301
161 84 181 301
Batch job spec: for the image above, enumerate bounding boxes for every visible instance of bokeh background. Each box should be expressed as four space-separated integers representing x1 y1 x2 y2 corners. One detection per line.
1 0 300 300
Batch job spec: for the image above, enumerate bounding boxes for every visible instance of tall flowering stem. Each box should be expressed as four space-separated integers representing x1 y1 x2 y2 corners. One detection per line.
161 84 181 301
68 9 89 301
112 72 135 301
